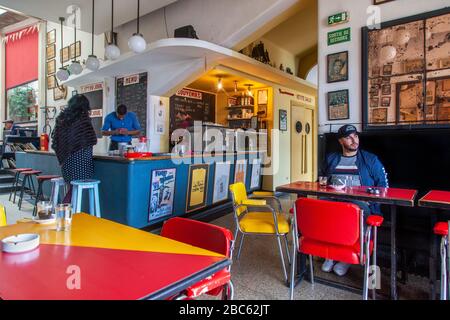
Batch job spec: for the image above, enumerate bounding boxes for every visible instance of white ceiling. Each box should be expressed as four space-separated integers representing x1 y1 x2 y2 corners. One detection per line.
0 0 178 34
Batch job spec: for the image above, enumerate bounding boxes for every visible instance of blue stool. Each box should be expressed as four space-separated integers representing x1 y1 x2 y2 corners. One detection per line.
70 180 101 218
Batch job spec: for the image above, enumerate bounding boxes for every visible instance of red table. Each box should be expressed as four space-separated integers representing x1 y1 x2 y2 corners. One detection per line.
0 214 230 300
418 190 450 299
276 181 418 300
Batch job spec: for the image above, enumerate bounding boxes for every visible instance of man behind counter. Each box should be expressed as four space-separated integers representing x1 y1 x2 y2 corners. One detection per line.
101 104 142 151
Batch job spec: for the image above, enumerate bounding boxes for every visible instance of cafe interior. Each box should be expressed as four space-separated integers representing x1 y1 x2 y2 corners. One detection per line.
0 0 449 301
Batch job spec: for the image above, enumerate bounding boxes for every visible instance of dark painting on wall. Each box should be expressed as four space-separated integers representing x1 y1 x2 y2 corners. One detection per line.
327 51 348 83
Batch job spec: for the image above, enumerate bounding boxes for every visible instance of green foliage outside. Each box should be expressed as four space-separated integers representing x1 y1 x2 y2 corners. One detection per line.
7 85 36 122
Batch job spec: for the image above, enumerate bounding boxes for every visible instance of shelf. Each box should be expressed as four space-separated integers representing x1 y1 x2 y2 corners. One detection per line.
227 105 254 109
227 118 252 121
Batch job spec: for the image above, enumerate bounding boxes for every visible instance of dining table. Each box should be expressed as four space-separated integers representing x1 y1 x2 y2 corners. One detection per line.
276 181 418 300
418 190 450 300
0 213 230 300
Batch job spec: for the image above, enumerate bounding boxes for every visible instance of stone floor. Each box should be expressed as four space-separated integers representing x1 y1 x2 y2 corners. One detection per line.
0 192 434 300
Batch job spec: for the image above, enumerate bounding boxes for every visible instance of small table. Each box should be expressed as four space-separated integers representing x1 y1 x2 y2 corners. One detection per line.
418 190 450 299
276 181 418 300
0 214 230 300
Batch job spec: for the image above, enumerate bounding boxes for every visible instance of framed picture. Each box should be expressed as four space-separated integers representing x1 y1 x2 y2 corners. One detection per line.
443 79 450 92
186 164 209 213
69 41 81 59
373 0 395 4
148 168 176 221
234 159 248 185
46 29 56 45
46 44 56 60
371 108 388 123
327 51 348 83
382 64 393 75
370 98 379 108
371 78 381 86
382 77 391 84
47 75 56 89
382 84 392 95
258 89 268 105
212 162 231 204
257 104 267 118
250 159 262 190
279 109 287 131
46 60 56 75
327 89 349 120
403 59 424 74
381 96 391 107
250 116 258 130
369 85 380 94
426 81 436 106
60 46 70 64
53 86 68 101
371 66 380 77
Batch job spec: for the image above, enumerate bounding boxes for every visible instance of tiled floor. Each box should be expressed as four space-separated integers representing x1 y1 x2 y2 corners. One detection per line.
0 192 433 300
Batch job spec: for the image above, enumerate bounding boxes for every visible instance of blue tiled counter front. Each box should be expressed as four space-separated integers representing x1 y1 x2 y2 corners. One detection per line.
17 151 263 228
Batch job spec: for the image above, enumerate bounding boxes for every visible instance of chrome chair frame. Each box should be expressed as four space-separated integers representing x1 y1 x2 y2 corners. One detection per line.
439 231 448 300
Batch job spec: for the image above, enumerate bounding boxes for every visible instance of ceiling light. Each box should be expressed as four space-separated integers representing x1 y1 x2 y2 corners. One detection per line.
128 0 146 53
56 17 71 81
105 0 121 60
246 84 254 97
234 81 238 93
69 7 83 75
86 0 100 71
217 78 223 90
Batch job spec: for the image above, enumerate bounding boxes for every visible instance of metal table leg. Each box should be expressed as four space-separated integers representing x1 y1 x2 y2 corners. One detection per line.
390 205 398 300
430 212 438 300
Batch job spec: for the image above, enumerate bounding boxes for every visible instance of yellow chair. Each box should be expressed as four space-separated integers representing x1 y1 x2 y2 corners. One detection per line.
0 205 7 227
229 182 291 283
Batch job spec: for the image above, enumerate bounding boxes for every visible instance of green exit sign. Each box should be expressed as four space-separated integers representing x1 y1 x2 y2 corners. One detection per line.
328 28 351 45
328 12 349 26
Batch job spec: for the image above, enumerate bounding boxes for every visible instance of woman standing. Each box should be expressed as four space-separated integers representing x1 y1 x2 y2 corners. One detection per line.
52 94 97 203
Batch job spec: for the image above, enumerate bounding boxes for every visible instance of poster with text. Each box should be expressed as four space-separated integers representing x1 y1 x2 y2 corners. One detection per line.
186 164 209 213
213 162 231 203
148 168 176 221
234 159 248 186
250 159 262 190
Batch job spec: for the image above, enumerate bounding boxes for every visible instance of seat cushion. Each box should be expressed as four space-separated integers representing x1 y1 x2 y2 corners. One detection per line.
37 175 61 181
185 269 230 298
434 222 448 236
300 237 373 265
239 212 290 234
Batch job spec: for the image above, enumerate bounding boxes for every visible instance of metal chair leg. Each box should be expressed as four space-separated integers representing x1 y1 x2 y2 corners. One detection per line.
440 236 448 300
289 242 297 300
222 281 234 300
18 175 28 210
283 234 291 265
276 234 288 283
372 226 378 300
363 228 372 300
9 172 18 201
309 255 314 285
13 173 22 204
236 233 245 260
33 181 43 217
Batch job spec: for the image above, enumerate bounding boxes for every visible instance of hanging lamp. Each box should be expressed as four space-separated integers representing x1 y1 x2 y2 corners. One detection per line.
105 0 121 60
128 0 146 53
56 17 70 81
86 0 100 70
68 7 83 75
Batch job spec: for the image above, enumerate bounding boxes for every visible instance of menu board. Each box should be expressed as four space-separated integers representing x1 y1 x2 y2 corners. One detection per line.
80 83 103 138
116 73 147 135
169 88 215 135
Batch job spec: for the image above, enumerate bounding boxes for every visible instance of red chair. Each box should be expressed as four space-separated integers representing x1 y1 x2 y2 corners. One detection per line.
290 198 383 300
433 221 448 300
160 217 234 300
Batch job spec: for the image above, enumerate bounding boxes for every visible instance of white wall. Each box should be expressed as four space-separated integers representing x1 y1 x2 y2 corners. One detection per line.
318 0 450 134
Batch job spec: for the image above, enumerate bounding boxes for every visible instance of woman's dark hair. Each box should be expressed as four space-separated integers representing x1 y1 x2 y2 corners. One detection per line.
117 104 127 115
55 94 91 126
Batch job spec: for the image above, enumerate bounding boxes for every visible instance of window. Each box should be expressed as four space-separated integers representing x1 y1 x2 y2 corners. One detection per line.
6 80 39 122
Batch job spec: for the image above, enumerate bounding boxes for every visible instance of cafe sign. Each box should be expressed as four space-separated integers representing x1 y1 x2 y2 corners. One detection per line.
176 88 202 100
328 12 349 26
80 82 103 94
328 28 351 45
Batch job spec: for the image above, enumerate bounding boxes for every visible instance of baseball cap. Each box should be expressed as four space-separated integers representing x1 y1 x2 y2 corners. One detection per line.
337 124 358 139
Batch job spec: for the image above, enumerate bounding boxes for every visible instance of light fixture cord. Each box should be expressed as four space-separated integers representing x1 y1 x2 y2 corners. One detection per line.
60 17 65 67
73 8 77 60
137 0 140 34
91 0 95 55
110 0 114 44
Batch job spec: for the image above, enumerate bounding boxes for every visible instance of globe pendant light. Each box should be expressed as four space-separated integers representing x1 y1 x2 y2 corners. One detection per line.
86 0 100 71
128 0 146 53
56 17 70 81
105 0 121 60
69 7 83 75
380 31 397 63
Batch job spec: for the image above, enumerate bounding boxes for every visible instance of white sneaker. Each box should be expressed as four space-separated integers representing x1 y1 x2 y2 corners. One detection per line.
321 259 335 272
333 262 351 276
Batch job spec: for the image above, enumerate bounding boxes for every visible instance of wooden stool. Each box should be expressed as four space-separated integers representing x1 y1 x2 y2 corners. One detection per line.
8 168 33 203
18 170 41 210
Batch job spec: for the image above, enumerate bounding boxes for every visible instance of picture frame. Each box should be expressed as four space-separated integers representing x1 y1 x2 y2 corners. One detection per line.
279 109 288 131
250 159 262 190
381 96 391 107
382 64 393 75
69 41 81 59
46 60 56 75
53 85 68 101
327 89 349 120
60 46 70 64
212 162 231 204
426 81 436 106
258 89 268 105
46 44 56 60
46 29 56 46
186 164 209 213
234 159 248 186
371 66 380 77
257 104 267 118
47 75 56 89
148 168 176 221
382 84 392 95
327 51 349 83
370 98 379 108
371 108 388 123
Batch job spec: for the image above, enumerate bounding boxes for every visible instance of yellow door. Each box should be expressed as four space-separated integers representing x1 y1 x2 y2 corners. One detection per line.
291 105 314 182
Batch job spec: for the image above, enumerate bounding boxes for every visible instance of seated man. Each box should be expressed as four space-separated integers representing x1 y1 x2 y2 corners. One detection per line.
319 124 388 276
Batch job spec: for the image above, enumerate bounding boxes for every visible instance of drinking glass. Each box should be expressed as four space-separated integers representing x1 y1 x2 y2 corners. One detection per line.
56 204 72 232
37 201 54 220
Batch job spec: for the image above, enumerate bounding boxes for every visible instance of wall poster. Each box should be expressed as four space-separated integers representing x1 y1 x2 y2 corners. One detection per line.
186 164 209 213
234 159 248 186
250 159 262 190
148 168 176 221
212 161 231 204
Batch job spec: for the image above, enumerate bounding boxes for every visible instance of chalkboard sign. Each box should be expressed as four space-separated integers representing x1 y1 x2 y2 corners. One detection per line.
116 72 147 135
169 88 215 135
80 83 103 138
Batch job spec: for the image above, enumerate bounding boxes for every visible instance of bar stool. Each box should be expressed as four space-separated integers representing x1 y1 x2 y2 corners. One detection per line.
71 180 101 218
8 168 33 203
18 170 41 210
32 175 62 216
50 177 67 209
434 222 449 300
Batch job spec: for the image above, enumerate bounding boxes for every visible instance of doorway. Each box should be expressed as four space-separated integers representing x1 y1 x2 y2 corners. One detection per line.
291 104 314 182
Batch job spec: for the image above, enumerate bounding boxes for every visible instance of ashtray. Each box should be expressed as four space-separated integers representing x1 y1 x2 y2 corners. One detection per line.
1 234 40 253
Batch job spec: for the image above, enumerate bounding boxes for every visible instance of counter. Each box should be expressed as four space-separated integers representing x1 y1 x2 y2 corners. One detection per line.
16 150 264 228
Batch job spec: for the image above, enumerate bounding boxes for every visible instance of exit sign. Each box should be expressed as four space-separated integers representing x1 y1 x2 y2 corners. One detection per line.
328 12 349 26
328 28 351 45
